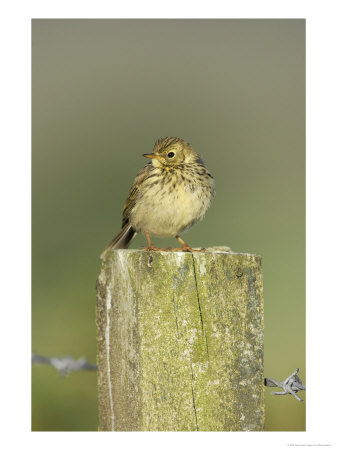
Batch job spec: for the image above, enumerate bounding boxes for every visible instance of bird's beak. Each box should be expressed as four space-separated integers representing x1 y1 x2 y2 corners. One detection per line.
143 153 161 160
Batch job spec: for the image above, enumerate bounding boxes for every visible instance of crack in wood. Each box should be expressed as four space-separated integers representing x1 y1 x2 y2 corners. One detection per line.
191 254 209 359
190 363 199 431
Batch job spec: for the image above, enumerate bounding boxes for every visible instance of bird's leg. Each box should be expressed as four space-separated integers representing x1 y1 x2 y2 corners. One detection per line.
144 231 158 250
143 232 169 251
143 232 205 252
172 235 206 252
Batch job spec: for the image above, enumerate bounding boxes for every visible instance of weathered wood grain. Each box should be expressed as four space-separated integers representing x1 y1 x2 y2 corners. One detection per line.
96 248 264 431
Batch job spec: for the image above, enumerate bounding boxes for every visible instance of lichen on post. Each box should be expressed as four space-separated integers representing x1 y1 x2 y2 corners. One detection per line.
96 247 264 431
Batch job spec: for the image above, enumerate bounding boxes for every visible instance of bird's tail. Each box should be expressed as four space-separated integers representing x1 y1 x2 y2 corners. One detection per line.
100 223 136 260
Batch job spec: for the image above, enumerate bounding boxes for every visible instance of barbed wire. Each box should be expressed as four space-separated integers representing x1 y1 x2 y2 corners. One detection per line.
32 353 97 377
32 353 305 403
264 368 306 402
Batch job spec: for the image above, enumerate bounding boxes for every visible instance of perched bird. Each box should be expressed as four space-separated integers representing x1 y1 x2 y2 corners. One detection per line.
100 137 215 259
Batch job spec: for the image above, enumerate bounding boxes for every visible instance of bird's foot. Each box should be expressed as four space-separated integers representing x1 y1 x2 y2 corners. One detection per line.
173 235 205 252
142 245 170 252
170 245 206 253
142 245 205 252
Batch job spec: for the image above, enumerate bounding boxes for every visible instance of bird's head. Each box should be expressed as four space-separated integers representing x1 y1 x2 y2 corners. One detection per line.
143 137 202 167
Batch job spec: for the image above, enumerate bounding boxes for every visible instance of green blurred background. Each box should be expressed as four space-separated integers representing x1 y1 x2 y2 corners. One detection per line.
32 19 305 431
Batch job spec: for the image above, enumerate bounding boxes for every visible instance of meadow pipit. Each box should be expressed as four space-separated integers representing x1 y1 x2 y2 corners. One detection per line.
100 137 215 258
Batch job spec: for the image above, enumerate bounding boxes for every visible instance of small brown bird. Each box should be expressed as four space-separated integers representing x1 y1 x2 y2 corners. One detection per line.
100 137 215 259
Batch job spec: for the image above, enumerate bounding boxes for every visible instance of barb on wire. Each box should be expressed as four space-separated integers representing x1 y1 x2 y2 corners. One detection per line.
264 368 306 402
32 353 97 377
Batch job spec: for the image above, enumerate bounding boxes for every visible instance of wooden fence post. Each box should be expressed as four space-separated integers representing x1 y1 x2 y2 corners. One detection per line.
96 247 264 431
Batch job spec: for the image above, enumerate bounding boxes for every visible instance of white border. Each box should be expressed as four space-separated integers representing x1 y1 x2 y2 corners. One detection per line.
1 1 336 449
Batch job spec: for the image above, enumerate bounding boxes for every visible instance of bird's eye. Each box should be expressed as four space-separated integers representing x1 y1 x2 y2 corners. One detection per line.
167 152 175 158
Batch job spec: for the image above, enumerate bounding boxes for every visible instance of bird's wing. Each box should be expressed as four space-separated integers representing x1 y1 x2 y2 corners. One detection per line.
122 164 153 226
